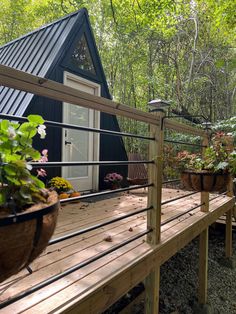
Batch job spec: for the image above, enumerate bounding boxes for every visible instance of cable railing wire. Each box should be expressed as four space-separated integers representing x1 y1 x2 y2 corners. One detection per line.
30 160 153 167
60 183 153 204
161 191 228 225
49 205 152 245
161 191 198 205
0 113 154 141
161 202 204 225
164 139 206 148
56 190 228 244
162 179 180 184
0 229 152 309
0 189 229 308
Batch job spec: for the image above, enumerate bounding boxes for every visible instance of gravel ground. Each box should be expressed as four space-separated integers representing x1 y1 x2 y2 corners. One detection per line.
105 226 236 314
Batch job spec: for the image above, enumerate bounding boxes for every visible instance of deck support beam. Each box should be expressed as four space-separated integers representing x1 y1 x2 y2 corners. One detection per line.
198 184 209 305
226 175 234 259
198 228 209 305
225 207 232 258
145 110 165 314
145 267 160 314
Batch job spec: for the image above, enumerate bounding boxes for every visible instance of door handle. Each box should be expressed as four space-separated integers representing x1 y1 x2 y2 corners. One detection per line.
65 140 72 145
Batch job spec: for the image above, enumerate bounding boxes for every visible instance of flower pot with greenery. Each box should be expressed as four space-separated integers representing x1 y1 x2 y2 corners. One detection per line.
104 173 123 190
0 115 60 283
176 132 236 192
48 176 80 199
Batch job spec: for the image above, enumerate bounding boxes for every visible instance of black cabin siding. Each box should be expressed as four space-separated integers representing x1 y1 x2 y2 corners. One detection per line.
1 8 128 190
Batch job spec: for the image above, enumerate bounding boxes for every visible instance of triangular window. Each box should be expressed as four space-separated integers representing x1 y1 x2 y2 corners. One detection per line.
71 34 96 75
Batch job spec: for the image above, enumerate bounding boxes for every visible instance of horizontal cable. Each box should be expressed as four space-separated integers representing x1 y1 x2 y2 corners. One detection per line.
164 139 206 147
209 191 227 201
56 189 227 247
161 191 229 226
161 202 204 225
49 206 152 245
0 113 154 141
60 183 153 203
161 191 198 205
31 160 153 167
0 229 151 309
162 179 180 184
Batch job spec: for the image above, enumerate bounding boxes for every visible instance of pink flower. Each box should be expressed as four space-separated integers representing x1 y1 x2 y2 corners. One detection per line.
39 149 48 162
104 172 123 183
37 149 48 177
37 168 47 177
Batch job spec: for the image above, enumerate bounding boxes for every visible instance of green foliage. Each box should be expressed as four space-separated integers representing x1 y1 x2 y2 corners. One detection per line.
0 0 235 156
176 133 236 175
0 115 48 213
163 144 179 180
228 150 236 178
212 116 236 142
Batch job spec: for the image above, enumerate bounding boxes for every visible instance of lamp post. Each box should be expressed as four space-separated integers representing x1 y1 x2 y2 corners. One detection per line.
148 99 170 113
202 121 212 140
201 121 212 130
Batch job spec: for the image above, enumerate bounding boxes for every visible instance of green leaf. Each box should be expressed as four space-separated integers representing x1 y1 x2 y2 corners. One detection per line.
5 176 21 186
0 120 9 131
27 115 44 125
18 122 37 137
0 190 6 205
31 176 45 189
19 187 33 202
216 161 228 171
3 164 17 176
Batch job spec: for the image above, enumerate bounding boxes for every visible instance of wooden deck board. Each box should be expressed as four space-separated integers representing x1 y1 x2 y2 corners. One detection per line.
0 189 234 313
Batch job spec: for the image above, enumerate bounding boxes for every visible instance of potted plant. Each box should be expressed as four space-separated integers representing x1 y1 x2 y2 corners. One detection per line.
0 115 60 283
176 132 236 192
48 176 80 199
104 172 123 190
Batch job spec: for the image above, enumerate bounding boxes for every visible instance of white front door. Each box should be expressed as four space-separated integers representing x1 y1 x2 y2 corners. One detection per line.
63 72 100 192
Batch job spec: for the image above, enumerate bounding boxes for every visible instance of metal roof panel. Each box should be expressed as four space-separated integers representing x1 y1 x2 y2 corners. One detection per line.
0 10 84 115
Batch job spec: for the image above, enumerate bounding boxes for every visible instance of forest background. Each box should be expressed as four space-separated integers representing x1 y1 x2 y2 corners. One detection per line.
0 0 236 156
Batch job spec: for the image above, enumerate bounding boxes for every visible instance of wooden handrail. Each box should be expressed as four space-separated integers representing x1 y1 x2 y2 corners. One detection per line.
0 64 206 136
0 64 158 125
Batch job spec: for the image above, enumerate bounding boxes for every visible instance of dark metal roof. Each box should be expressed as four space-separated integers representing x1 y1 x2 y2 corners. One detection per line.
0 9 86 115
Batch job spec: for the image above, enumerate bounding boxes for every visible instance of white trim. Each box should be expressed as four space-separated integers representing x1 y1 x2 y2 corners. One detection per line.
63 71 101 191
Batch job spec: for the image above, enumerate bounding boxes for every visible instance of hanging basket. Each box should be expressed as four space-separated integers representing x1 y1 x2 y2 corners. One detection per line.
181 170 229 192
0 191 59 283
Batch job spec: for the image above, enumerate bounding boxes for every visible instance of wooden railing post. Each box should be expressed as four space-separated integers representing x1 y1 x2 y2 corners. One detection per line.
145 110 165 314
198 135 209 306
225 135 234 259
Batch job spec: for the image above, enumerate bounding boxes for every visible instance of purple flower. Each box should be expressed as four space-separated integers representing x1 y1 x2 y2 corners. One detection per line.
104 172 123 183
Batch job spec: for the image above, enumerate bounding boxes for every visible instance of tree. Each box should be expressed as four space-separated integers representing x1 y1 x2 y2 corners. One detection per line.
0 0 235 154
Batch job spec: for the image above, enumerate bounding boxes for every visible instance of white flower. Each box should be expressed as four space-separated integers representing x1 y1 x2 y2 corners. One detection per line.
26 164 33 171
8 126 16 139
37 125 46 139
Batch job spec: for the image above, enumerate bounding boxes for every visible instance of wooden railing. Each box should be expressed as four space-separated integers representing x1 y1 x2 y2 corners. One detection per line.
0 64 234 313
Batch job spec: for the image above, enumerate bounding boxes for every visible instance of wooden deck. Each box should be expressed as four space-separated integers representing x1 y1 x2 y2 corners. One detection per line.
0 188 234 314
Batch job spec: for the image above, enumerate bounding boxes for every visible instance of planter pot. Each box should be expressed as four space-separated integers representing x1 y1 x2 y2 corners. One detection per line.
59 192 70 200
110 183 120 190
181 171 229 192
0 191 59 283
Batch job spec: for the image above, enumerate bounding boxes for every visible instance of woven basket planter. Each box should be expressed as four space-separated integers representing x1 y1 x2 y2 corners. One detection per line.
0 191 59 283
181 171 229 192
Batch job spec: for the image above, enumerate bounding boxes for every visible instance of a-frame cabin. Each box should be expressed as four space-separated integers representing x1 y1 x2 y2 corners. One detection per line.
0 8 127 191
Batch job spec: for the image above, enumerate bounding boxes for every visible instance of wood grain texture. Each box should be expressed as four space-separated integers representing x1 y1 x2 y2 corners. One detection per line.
0 190 234 314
